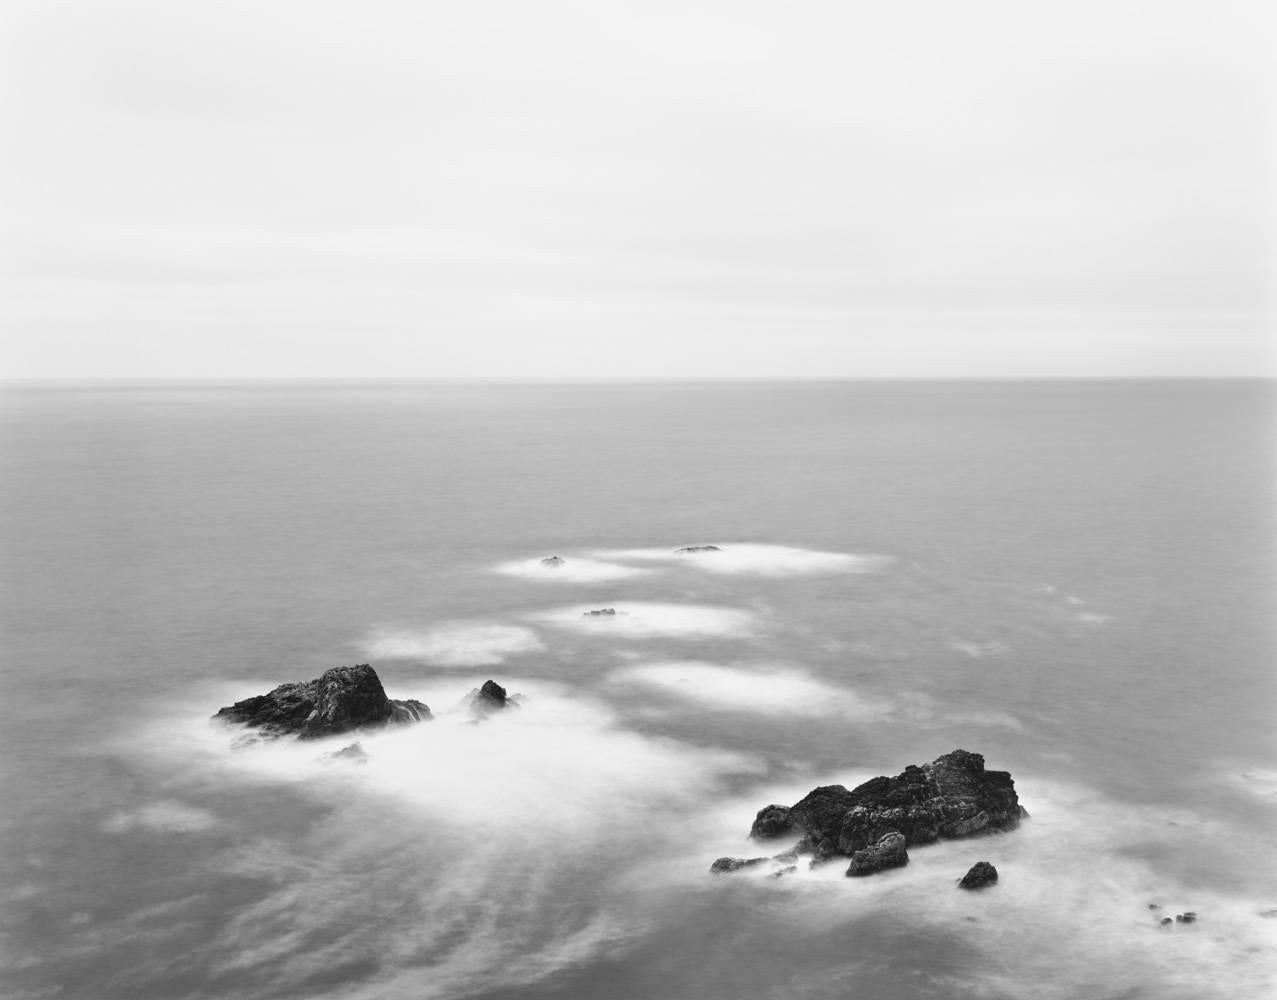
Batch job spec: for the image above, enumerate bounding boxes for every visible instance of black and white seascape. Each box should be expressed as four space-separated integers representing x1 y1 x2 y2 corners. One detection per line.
1 4 1273 1000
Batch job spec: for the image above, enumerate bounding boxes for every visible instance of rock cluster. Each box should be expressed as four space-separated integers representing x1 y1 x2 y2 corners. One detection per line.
675 545 721 553
741 749 1024 878
213 664 430 740
583 608 617 617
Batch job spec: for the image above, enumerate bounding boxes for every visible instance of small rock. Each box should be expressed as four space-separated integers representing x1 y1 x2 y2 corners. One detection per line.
710 857 769 874
674 545 722 553
749 804 795 840
1159 917 1174 927
321 742 369 764
957 861 998 890
540 556 565 567
582 608 617 617
1148 903 1161 910
769 865 798 879
1176 912 1197 924
472 679 512 714
845 832 909 877
1259 909 1277 919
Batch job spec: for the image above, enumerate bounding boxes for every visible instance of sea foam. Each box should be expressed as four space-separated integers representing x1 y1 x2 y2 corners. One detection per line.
596 543 890 577
362 622 545 666
527 602 757 640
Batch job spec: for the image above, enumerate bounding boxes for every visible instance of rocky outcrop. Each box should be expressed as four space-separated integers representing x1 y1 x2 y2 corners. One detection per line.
742 750 1024 875
471 679 513 715
957 861 998 889
846 832 908 876
214 664 430 740
750 805 795 840
675 545 721 553
583 608 617 617
710 856 769 873
540 556 566 567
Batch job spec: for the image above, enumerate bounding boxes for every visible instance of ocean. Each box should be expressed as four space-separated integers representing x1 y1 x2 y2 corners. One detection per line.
1 379 1273 1000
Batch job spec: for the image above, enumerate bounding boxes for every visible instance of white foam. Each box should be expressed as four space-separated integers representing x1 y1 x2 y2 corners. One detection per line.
608 661 883 719
101 800 218 835
493 556 655 583
362 622 544 666
527 602 757 639
596 543 890 577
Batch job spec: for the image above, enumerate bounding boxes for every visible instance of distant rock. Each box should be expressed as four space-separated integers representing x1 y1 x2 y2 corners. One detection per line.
540 556 566 567
675 545 722 554
846 832 908 876
727 750 1024 878
710 857 769 874
1260 909 1277 919
957 861 999 889
1159 917 1174 927
470 679 515 715
1176 912 1197 924
750 804 795 840
583 608 617 617
213 664 431 740
321 742 369 764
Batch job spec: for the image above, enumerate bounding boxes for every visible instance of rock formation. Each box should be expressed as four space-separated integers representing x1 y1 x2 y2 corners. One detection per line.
957 861 999 889
845 832 909 876
583 608 617 617
743 750 1024 876
321 742 370 764
710 856 769 873
540 556 566 567
675 545 721 553
471 679 514 715
213 664 430 740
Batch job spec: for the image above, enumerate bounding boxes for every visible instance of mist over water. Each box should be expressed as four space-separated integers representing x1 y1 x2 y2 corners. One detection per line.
1 380 1274 999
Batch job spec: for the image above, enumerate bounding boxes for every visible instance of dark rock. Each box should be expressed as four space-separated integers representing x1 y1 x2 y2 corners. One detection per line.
770 865 798 879
1260 909 1277 919
789 751 1022 858
474 679 511 712
214 664 430 740
583 608 617 617
846 832 909 876
750 804 795 840
675 545 722 553
1176 912 1197 924
540 556 565 567
1159 917 1174 927
1148 903 1161 910
710 857 769 874
957 861 999 889
321 742 369 764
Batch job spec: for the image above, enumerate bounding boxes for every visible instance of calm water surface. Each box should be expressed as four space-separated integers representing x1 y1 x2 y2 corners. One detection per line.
1 380 1273 999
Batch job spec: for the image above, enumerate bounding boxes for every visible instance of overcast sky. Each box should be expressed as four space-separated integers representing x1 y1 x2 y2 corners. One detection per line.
1 0 1272 378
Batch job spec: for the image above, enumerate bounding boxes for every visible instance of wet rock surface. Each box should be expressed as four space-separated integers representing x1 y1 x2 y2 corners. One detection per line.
736 750 1024 876
214 664 430 740
846 832 909 876
957 861 999 889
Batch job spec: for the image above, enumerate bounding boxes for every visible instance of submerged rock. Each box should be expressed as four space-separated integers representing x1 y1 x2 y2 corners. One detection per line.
213 664 430 740
321 742 369 764
470 679 515 715
540 556 566 567
710 857 769 874
770 865 799 879
675 545 722 553
846 832 909 876
730 750 1024 877
957 861 999 889
583 608 617 617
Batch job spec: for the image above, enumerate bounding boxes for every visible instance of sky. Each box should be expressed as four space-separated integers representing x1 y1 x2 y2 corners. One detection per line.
0 0 1272 378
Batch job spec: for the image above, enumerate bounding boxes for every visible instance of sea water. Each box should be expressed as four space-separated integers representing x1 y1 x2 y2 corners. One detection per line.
0 379 1273 999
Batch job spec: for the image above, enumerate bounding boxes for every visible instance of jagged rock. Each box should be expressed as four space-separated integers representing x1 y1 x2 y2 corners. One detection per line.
583 608 617 617
675 545 721 553
540 556 565 567
732 750 1023 877
321 742 369 764
471 679 514 715
750 804 795 840
846 832 908 876
957 861 999 889
213 664 430 740
1148 903 1161 910
770 865 798 879
710 857 769 874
